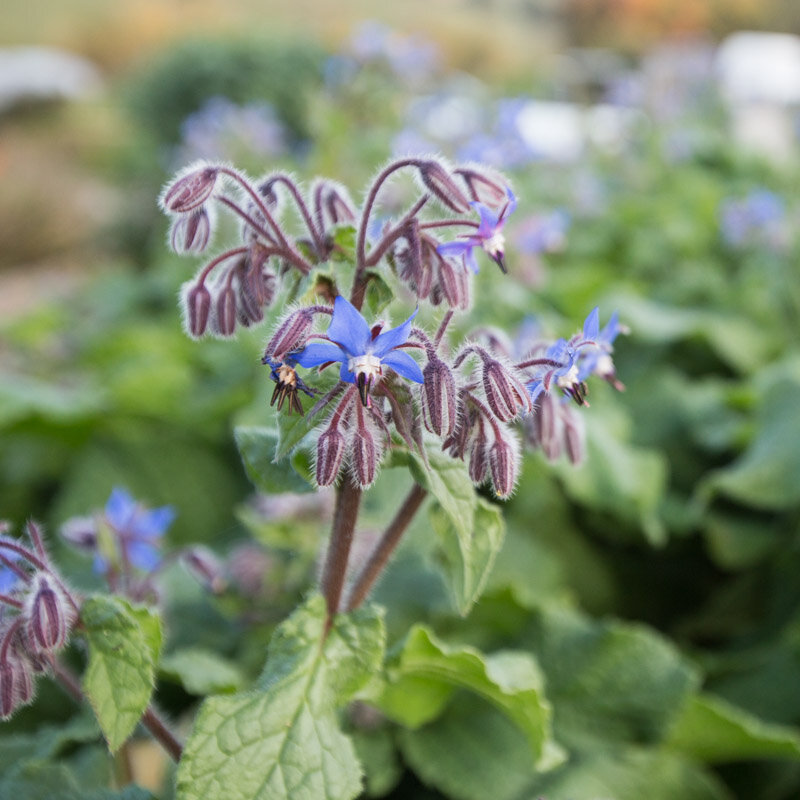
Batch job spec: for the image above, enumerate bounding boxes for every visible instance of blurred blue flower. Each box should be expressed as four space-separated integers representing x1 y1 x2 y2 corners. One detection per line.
438 188 517 273
719 189 786 249
514 210 570 255
102 488 175 572
294 295 423 405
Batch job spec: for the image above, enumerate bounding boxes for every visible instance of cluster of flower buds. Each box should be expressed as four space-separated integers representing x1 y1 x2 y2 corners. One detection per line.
161 155 625 497
0 521 78 719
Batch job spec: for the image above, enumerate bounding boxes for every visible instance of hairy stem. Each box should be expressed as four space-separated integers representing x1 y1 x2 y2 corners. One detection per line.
345 483 428 611
321 476 362 628
52 660 184 762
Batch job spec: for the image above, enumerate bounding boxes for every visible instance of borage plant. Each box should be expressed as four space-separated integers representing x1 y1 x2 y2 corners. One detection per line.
157 156 623 799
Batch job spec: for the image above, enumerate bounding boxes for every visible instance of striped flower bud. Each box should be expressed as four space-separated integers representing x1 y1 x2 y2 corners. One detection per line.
489 429 520 498
170 208 212 254
421 355 457 438
562 406 585 465
418 160 470 213
0 653 34 720
467 420 490 484
482 358 531 422
161 165 219 214
236 275 265 326
215 285 237 337
182 281 212 338
316 423 347 487
319 180 357 225
265 307 315 362
436 253 470 310
26 574 72 652
351 407 381 488
454 166 509 206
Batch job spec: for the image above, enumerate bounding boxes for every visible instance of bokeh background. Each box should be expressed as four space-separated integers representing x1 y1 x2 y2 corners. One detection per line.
3 1 800 799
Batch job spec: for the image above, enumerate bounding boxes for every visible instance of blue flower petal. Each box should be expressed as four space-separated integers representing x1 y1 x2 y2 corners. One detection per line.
339 361 355 384
381 350 424 383
372 308 417 357
326 296 371 356
294 342 346 368
131 506 175 539
437 240 472 259
127 540 162 571
472 201 500 237
105 488 137 531
583 307 600 341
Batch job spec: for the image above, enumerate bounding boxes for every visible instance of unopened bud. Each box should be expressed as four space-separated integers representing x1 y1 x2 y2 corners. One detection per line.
489 430 519 498
27 574 72 652
418 160 470 213
60 516 98 551
215 285 237 337
236 276 265 326
170 208 212 254
454 166 508 205
161 165 219 214
421 356 457 438
437 253 470 310
562 406 585 465
467 423 490 484
316 423 347 487
351 421 379 489
482 358 532 422
0 654 34 720
266 307 315 361
182 281 212 338
319 180 357 226
182 547 226 594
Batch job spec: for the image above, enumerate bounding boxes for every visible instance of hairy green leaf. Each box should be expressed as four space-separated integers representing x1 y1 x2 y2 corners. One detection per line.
176 594 386 800
81 595 160 753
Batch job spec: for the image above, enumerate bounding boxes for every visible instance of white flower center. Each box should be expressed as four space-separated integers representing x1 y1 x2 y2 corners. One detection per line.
556 363 579 388
595 353 614 377
348 354 382 380
483 232 505 258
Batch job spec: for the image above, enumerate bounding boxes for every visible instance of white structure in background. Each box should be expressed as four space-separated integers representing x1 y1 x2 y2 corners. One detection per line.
715 32 800 161
0 47 102 113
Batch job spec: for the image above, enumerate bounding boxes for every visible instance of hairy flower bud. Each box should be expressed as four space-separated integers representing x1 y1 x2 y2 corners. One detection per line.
317 180 357 226
421 356 457 437
182 281 212 338
437 252 470 310
161 165 219 214
316 423 347 487
0 653 34 720
181 546 226 594
266 307 315 361
467 420 490 484
454 166 509 206
170 208 212 254
482 358 532 422
215 285 237 337
562 406 585 465
236 273 265 327
418 160 470 213
351 416 380 489
489 429 519 498
26 574 72 652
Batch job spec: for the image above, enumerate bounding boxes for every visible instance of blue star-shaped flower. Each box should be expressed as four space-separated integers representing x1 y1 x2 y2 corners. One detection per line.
102 488 175 572
437 187 517 274
293 296 423 405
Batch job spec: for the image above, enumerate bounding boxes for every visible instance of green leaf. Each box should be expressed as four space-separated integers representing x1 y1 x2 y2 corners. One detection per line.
700 377 800 510
176 594 386 800
81 595 160 752
522 606 700 751
667 693 800 763
330 225 357 263
406 448 476 540
350 727 403 798
398 693 561 800
431 497 505 615
376 625 556 765
363 270 394 317
234 425 314 493
160 648 246 695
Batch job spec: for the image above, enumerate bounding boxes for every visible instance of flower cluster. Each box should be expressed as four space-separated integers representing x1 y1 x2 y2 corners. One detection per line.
160 156 625 498
0 521 78 719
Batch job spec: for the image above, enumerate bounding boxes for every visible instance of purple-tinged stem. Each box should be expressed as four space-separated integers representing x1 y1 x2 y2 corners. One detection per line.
321 475 362 630
365 195 429 268
267 174 325 255
51 660 184 762
0 593 22 609
434 310 454 349
345 483 428 611
216 196 276 244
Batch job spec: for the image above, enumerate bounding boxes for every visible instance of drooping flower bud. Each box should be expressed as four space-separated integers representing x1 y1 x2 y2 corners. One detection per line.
26 573 72 652
436 252 470 310
265 307 315 362
215 285 237 337
418 160 470 213
60 515 98 552
0 653 34 720
181 546 226 594
316 422 347 487
317 180 357 226
481 357 532 422
489 429 520 498
467 420 490 484
170 208 212 254
161 165 219 214
182 281 212 338
421 355 457 438
236 272 265 327
562 405 585 465
351 413 380 489
454 166 509 206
